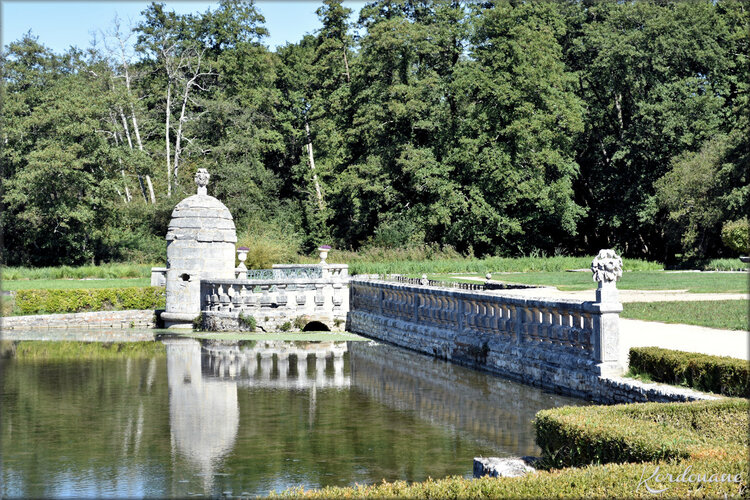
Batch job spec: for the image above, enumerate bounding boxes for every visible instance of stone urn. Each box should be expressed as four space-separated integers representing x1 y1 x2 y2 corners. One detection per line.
319 245 331 264
237 247 249 270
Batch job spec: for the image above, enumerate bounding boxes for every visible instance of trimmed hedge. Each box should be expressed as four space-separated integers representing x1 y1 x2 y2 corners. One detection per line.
273 400 748 498
534 398 747 469
15 287 166 315
629 347 750 397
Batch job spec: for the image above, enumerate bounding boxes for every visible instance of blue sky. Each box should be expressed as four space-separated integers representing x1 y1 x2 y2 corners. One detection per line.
1 1 367 53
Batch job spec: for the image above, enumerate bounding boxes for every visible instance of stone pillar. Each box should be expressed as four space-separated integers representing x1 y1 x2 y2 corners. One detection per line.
590 249 624 376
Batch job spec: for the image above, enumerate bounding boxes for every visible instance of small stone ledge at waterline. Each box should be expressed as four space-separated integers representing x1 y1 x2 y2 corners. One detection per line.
0 309 157 331
473 457 539 478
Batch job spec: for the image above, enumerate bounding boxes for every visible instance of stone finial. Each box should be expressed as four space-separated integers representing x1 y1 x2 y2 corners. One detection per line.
195 168 210 195
592 249 622 303
591 249 623 283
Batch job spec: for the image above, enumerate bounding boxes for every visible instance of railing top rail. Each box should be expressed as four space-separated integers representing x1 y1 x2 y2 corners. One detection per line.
202 277 342 286
350 277 598 310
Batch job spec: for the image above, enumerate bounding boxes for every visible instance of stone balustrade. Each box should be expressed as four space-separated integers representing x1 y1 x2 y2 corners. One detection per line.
199 265 349 331
347 274 623 399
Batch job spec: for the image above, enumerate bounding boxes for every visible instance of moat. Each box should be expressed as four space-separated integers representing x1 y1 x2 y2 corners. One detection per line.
0 333 585 498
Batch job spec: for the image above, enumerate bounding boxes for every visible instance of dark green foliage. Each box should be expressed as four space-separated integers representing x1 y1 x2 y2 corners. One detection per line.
279 321 292 332
629 347 750 397
721 218 749 255
14 287 166 315
2 1 746 266
238 312 257 331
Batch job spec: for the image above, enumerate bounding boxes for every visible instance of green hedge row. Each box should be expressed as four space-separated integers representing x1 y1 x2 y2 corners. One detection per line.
629 347 750 397
534 398 747 469
15 287 166 315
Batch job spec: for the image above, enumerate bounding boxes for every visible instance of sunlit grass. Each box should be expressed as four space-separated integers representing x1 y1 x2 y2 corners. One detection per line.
2 278 150 291
621 300 748 331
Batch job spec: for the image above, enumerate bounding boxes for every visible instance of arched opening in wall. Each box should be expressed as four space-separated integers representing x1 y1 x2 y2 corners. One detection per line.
302 321 330 332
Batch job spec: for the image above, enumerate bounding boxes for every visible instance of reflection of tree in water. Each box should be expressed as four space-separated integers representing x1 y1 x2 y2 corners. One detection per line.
164 338 239 495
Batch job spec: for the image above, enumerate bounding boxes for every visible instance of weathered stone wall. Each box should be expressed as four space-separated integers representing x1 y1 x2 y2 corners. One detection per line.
1 309 157 331
200 272 349 332
347 279 716 404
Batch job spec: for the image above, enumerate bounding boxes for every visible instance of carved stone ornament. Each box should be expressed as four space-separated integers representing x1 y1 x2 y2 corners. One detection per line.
591 249 623 283
195 168 210 195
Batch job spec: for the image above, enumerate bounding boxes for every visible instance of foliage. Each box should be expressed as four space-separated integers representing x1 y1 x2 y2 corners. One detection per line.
2 1 747 266
721 218 749 255
6 341 165 361
235 215 303 269
628 347 750 397
535 398 747 467
621 300 748 331
238 312 257 331
279 321 292 332
14 286 165 315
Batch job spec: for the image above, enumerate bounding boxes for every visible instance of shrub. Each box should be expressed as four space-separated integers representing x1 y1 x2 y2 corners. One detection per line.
14 287 166 315
534 398 747 469
238 312 257 331
279 321 292 332
629 347 750 397
721 218 749 255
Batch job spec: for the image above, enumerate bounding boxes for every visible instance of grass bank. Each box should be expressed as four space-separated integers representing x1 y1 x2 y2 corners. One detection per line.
621 300 748 331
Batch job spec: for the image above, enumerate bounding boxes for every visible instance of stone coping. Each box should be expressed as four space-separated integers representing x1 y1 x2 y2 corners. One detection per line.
351 278 622 313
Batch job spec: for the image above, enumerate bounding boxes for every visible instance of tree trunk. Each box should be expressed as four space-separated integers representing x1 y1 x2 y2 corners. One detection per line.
343 48 351 83
145 175 156 204
121 167 132 203
166 83 172 197
305 120 324 210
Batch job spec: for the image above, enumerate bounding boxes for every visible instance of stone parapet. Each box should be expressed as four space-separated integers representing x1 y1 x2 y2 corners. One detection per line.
346 278 715 403
200 268 350 332
0 310 157 331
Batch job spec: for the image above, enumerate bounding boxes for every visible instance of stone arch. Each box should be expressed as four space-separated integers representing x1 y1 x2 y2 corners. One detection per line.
302 321 330 332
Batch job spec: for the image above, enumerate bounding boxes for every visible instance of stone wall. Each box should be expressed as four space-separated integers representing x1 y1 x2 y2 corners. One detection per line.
1 310 157 331
200 270 349 332
347 279 716 404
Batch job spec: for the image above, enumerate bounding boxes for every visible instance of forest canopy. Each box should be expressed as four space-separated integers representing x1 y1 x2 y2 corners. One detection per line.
2 0 747 266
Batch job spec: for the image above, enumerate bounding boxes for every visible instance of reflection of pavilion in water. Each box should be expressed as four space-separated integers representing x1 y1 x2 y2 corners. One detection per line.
164 338 349 495
202 341 349 389
347 342 585 457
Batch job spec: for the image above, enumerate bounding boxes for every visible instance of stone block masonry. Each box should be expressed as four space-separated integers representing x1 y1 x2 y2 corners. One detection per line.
1 310 157 331
346 277 717 404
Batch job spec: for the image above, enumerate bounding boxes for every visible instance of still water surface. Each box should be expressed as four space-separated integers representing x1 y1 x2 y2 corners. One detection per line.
1 333 585 497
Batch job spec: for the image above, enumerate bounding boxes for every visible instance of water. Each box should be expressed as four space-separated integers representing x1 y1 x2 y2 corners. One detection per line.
0 333 586 498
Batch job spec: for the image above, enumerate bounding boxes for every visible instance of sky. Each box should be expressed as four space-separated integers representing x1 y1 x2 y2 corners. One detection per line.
1 0 367 54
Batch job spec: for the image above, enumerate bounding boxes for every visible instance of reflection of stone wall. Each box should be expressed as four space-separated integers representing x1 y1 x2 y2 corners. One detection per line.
202 341 350 389
349 342 583 457
164 338 238 494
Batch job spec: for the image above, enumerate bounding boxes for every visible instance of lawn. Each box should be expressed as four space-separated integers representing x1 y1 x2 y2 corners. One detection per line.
429 271 749 293
621 300 748 331
1 278 151 291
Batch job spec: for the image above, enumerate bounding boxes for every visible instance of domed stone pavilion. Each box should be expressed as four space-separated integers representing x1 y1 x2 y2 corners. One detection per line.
161 169 237 329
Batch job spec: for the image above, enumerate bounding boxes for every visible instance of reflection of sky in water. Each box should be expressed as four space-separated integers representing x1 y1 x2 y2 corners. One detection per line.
1 337 585 498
